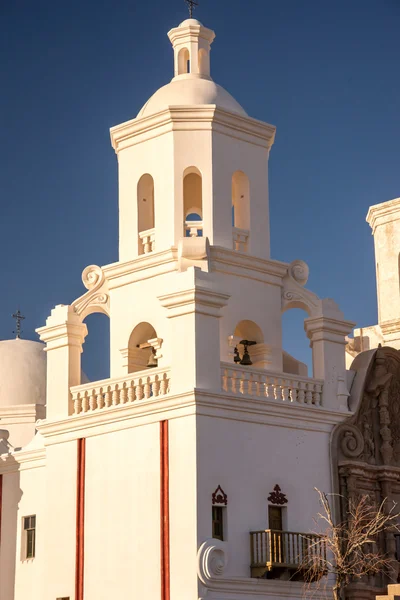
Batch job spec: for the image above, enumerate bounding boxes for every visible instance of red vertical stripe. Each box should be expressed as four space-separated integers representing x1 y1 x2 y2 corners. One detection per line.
160 421 170 600
76 438 86 600
0 474 3 547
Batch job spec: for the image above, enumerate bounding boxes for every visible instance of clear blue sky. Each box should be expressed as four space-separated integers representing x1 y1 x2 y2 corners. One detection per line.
1 0 399 380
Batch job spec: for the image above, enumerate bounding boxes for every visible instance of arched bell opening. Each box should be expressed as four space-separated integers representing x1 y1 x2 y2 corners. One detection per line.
137 174 155 255
178 47 190 75
232 171 250 252
231 320 265 367
127 322 160 373
183 167 203 237
281 307 311 377
81 312 111 382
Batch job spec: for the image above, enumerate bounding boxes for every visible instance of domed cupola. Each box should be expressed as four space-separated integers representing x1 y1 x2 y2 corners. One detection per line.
111 15 275 264
0 339 46 408
138 18 247 118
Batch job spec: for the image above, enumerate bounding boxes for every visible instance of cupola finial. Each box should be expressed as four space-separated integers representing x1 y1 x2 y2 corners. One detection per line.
185 0 198 18
12 308 25 339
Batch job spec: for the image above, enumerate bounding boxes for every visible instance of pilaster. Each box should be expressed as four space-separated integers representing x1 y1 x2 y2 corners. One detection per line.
37 305 88 419
304 316 355 410
159 271 229 393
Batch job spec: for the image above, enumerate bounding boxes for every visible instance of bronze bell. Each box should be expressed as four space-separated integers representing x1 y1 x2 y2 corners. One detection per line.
147 348 158 368
239 340 256 366
240 347 253 366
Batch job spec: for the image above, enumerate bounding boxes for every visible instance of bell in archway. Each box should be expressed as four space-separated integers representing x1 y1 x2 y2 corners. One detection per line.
147 347 158 368
234 347 241 363
239 340 256 366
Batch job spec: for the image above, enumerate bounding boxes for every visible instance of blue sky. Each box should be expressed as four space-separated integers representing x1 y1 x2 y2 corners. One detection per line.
1 0 399 380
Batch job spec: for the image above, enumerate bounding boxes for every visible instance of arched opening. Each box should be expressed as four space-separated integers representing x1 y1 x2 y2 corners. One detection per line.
232 320 265 366
178 47 190 75
198 48 208 76
127 322 158 373
183 167 203 237
81 313 110 382
137 174 155 254
281 308 311 376
232 171 250 252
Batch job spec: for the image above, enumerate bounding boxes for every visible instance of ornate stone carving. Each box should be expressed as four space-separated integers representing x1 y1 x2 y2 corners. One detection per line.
197 539 228 585
281 260 321 317
212 485 227 506
340 425 364 459
71 265 110 319
267 484 288 505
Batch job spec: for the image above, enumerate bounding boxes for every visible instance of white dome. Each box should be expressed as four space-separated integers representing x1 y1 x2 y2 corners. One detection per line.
138 77 248 119
0 339 46 408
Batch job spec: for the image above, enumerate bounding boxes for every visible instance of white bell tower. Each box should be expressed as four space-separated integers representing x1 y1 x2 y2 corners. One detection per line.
110 18 276 263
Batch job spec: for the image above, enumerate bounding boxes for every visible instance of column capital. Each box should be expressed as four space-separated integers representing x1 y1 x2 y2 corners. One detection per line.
36 304 88 352
159 287 230 319
304 316 355 345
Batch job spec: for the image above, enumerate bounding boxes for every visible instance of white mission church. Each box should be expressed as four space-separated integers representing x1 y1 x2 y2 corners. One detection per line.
1 11 400 600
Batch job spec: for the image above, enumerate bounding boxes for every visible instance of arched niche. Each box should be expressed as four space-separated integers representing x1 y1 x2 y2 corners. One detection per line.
81 312 111 382
232 171 250 251
232 320 266 367
137 174 155 254
127 322 158 373
281 308 311 376
178 47 190 75
183 167 203 237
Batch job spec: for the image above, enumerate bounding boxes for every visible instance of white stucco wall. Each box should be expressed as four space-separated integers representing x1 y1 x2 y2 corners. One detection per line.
84 423 161 599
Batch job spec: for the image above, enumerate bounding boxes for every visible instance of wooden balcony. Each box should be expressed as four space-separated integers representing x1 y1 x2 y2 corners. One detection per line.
250 529 327 579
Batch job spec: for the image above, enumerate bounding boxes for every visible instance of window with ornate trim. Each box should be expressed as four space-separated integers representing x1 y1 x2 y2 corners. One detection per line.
23 515 36 559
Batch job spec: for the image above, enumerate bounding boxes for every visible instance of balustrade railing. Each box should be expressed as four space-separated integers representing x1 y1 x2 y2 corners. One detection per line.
139 228 155 254
70 367 170 415
221 363 323 406
250 529 326 577
233 227 249 252
185 219 203 238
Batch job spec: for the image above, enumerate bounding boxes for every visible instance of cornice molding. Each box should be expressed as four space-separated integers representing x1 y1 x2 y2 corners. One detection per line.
158 287 230 318
110 106 276 153
305 316 356 343
34 384 349 446
381 318 400 336
0 447 46 474
367 197 400 233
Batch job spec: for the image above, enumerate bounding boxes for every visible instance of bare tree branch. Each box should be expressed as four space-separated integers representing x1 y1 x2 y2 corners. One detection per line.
299 489 400 600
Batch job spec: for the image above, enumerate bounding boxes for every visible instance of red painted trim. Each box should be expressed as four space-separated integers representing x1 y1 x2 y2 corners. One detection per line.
160 421 170 600
75 438 86 600
0 474 3 547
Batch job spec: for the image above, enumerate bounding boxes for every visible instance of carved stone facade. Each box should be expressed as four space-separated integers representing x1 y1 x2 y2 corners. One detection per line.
333 346 400 600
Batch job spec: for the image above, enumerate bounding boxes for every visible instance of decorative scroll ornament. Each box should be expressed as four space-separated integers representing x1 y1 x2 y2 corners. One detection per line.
268 484 288 505
281 260 321 317
71 265 110 319
197 539 228 585
212 485 227 506
340 425 364 459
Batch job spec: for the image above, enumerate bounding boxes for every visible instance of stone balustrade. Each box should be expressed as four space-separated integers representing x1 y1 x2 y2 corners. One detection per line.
221 363 323 406
139 227 156 254
185 219 204 238
232 226 249 252
70 367 171 415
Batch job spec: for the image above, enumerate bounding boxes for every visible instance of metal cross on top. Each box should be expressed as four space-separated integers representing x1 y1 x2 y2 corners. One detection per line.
12 309 25 339
185 0 198 18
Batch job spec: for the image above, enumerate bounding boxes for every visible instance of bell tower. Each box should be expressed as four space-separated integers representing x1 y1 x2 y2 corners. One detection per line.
110 18 276 263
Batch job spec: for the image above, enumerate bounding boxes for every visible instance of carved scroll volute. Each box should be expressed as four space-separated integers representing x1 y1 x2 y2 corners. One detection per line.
197 539 228 586
340 425 364 459
281 260 321 317
71 265 110 320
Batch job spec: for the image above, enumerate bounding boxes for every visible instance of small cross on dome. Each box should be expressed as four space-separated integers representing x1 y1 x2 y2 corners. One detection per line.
185 0 198 18
12 309 25 339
